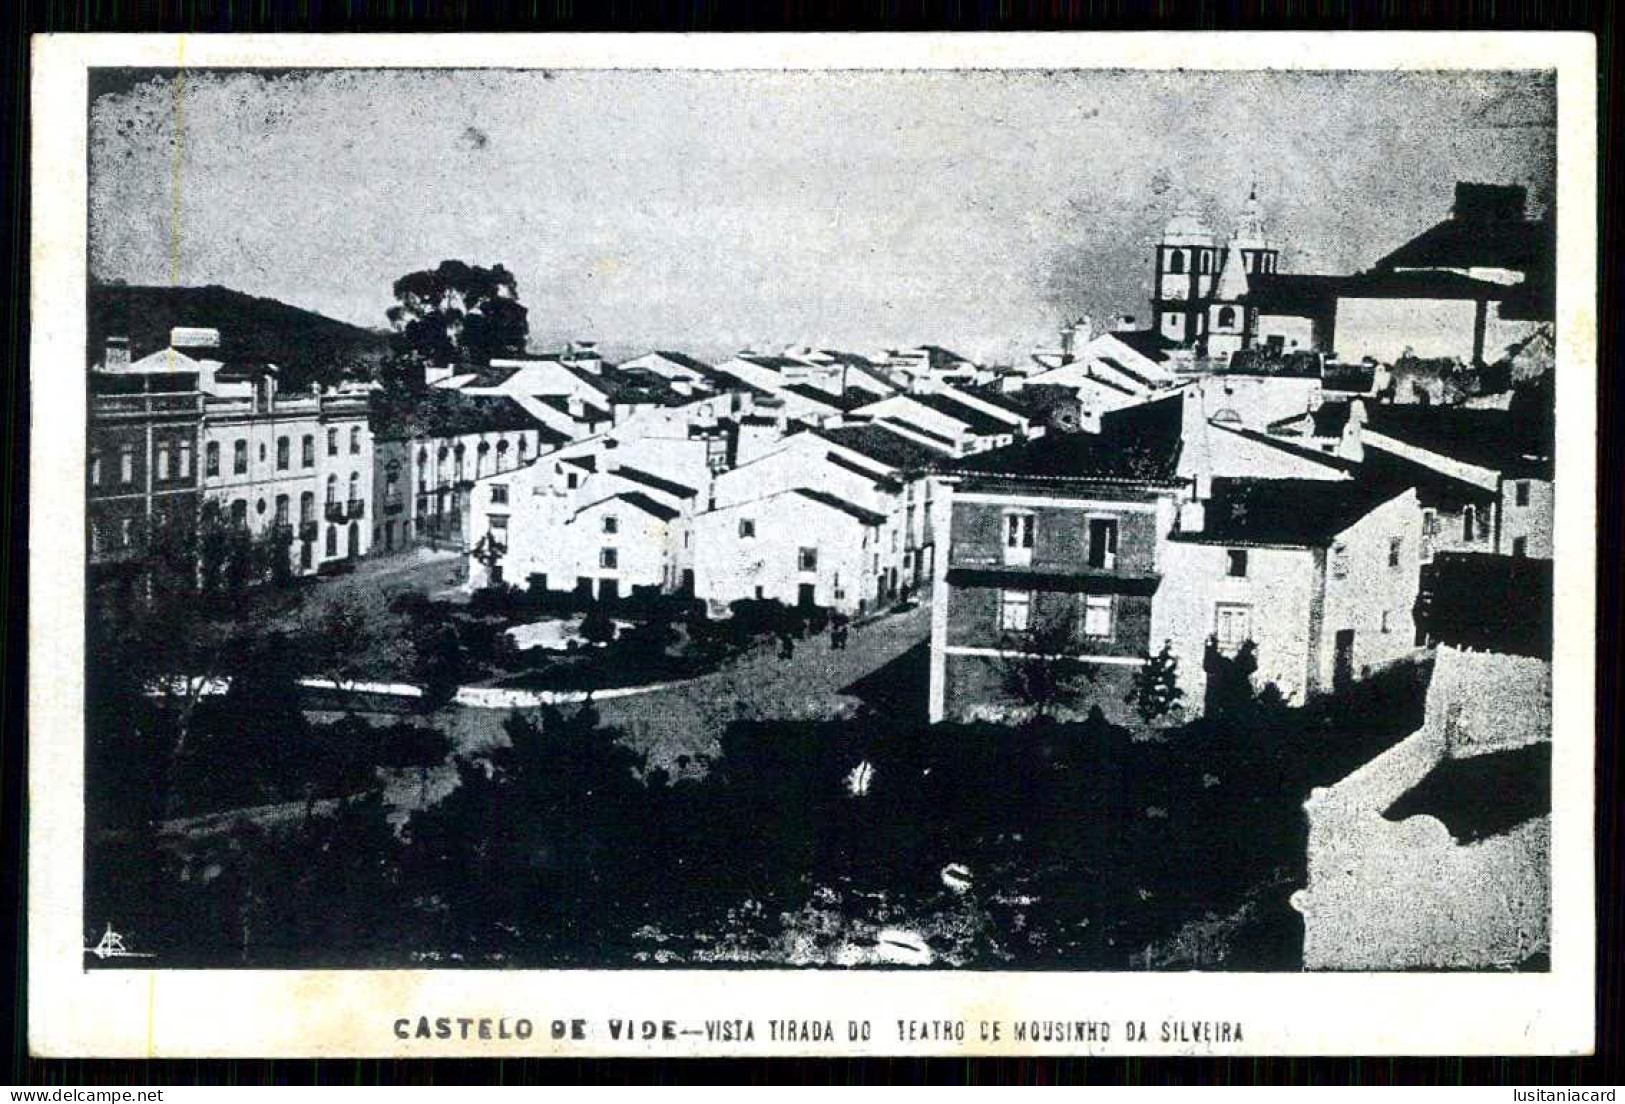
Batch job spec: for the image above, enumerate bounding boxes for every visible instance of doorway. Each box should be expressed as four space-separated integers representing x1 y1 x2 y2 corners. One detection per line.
1333 629 1356 692
798 582 816 609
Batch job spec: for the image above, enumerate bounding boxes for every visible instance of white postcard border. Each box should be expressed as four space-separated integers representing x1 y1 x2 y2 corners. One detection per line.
28 31 1598 1058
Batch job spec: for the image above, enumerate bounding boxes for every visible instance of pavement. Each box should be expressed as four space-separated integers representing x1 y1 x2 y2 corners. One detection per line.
432 598 935 775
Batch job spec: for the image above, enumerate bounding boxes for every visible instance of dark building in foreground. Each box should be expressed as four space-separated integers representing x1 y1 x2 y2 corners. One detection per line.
927 397 1188 724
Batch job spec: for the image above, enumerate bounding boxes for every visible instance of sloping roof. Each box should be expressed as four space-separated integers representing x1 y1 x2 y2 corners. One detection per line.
653 350 715 373
1373 212 1551 276
961 385 1035 418
1309 400 1353 438
561 454 597 471
817 423 950 470
877 416 958 449
783 383 853 411
792 487 888 526
738 354 805 370
1364 405 1553 479
613 491 681 523
531 394 612 424
1208 420 1359 473
908 393 1016 437
573 490 681 524
942 394 1184 485
1334 269 1514 301
612 465 699 500
1175 477 1410 548
1108 328 1178 363
369 390 548 441
824 449 904 492
1359 445 1494 509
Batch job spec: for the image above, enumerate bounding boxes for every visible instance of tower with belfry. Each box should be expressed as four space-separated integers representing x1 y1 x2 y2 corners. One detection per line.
1150 184 1281 360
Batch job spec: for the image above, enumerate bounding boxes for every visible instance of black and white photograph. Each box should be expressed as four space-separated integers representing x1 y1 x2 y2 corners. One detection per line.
29 33 1596 1057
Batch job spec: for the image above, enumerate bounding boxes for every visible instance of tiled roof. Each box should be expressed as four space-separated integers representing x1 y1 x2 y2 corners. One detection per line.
614 491 681 523
1373 214 1552 276
817 423 950 470
653 350 715 373
1364 404 1552 479
824 450 904 492
878 416 957 449
943 394 1184 485
783 383 851 411
1208 420 1358 473
613 465 699 500
793 487 888 526
1107 328 1178 363
908 393 1015 437
1174 477 1408 548
369 390 548 441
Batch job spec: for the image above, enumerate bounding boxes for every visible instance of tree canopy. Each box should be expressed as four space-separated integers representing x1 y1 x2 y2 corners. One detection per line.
383 261 530 388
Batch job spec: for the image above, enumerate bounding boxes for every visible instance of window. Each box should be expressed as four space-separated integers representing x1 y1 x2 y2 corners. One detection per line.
89 522 102 555
1388 536 1403 568
1462 505 1477 543
385 460 401 502
1217 306 1237 329
799 546 818 572
566 471 579 489
230 499 248 527
1421 509 1438 563
276 436 290 471
1226 548 1248 577
1214 602 1251 654
119 445 134 483
233 439 248 475
1331 542 1348 579
302 435 315 468
491 483 510 506
119 517 134 547
349 426 361 455
348 472 360 503
326 525 337 556
1515 480 1530 507
600 513 616 533
739 518 756 539
89 450 102 486
1086 517 1118 570
518 438 529 461
325 474 338 504
1003 511 1035 566
156 444 170 481
327 428 338 456
1380 610 1392 634
1081 594 1114 640
600 547 618 569
999 589 1032 633
488 514 509 540
1167 249 1186 275
1512 536 1528 558
300 492 315 525
205 441 219 477
275 495 290 525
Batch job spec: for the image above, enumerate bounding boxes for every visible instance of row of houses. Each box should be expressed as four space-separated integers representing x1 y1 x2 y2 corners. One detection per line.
927 364 1554 723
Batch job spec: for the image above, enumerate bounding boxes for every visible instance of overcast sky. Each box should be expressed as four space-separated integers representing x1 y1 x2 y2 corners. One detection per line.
89 68 1555 363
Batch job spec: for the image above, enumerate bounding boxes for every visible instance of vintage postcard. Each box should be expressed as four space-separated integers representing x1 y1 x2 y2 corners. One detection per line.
29 32 1596 1057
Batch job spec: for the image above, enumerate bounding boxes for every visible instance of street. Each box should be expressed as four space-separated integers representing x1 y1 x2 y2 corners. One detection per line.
431 599 934 774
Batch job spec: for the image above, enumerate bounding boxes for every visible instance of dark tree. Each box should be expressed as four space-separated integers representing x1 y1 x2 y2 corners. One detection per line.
375 723 455 807
1126 639 1186 726
997 611 1097 722
383 260 530 389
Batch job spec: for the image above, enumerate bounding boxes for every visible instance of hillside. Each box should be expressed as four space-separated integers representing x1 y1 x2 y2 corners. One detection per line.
89 283 391 391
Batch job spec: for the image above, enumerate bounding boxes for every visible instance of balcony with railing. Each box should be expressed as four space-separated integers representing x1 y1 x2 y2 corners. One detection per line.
347 498 366 519
325 500 346 523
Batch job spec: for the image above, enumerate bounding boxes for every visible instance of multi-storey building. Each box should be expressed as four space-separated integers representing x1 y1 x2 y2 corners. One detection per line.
87 337 204 583
372 390 566 556
197 360 374 573
927 396 1189 724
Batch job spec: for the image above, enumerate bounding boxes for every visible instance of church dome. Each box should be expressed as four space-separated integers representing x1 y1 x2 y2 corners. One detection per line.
1162 196 1215 246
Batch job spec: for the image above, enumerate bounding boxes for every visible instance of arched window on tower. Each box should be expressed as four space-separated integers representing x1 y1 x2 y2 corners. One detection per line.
1167 249 1186 275
1217 306 1238 329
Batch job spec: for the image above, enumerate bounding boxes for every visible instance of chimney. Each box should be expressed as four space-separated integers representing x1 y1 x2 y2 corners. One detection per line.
103 335 131 372
1114 314 1137 332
